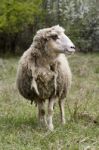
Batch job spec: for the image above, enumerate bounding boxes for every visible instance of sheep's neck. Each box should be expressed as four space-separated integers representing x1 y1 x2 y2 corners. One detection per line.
36 55 55 68
30 46 59 68
39 52 59 66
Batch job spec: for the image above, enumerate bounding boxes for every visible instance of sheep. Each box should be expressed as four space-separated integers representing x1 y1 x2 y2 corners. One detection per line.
16 25 75 131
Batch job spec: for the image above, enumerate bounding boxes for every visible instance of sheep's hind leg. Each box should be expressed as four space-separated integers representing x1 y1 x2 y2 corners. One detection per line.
59 99 66 124
38 102 47 127
47 98 55 131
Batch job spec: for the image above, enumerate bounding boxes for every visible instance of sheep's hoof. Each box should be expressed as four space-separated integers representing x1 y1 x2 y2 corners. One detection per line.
48 124 54 131
39 118 48 128
62 119 66 125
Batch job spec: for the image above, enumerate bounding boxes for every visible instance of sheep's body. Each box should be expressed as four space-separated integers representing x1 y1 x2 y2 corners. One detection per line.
16 25 75 130
17 49 71 103
17 48 55 103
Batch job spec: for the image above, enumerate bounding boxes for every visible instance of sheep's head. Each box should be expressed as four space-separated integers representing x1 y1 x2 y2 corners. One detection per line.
33 25 75 57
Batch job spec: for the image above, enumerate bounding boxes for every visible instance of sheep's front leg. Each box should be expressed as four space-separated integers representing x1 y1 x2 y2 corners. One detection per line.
59 99 66 124
47 98 55 131
38 102 47 127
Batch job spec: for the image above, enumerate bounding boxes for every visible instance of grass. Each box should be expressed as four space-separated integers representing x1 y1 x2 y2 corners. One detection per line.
0 53 99 149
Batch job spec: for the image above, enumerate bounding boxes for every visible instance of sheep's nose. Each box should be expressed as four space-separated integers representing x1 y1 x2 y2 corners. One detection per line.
70 46 75 49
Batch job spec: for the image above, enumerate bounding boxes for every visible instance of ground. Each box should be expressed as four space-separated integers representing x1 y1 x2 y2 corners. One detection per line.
0 53 99 150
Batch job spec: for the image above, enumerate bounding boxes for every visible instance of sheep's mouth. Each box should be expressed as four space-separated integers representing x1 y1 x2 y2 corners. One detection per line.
64 50 74 55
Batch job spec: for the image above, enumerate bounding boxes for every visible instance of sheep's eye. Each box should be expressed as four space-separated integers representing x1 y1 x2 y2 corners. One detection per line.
51 35 58 40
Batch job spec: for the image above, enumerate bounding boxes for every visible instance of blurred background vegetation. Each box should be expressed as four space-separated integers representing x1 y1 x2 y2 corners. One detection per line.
0 0 99 54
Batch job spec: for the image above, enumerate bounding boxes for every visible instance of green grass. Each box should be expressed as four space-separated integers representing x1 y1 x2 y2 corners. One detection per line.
0 53 99 150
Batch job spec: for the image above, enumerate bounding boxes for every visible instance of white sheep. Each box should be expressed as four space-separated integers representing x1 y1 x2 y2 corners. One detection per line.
16 25 75 131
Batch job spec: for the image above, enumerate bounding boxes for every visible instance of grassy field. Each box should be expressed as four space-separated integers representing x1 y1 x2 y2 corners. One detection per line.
0 53 99 150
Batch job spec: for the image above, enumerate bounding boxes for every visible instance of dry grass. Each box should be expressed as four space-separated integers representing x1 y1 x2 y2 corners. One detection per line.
0 53 99 149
